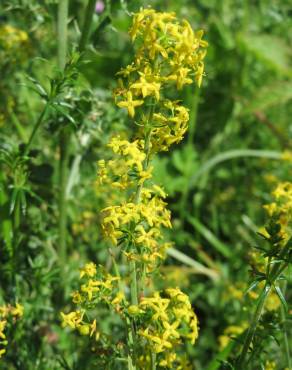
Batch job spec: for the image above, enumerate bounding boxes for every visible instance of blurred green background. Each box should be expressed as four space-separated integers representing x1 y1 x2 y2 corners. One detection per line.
0 0 291 369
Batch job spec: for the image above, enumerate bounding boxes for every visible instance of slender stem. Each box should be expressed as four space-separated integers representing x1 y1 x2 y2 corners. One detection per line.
59 129 70 266
280 282 291 369
127 115 153 368
24 104 49 156
9 109 28 143
79 0 96 52
151 352 157 370
57 0 69 71
110 252 136 370
187 84 200 146
57 0 69 279
237 284 271 369
13 195 21 231
179 85 200 223
237 239 290 368
130 260 138 306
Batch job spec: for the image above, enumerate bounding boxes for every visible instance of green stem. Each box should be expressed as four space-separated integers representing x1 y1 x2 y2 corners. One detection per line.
280 282 291 369
130 260 138 306
79 0 96 52
187 85 200 146
111 252 136 370
57 0 69 278
237 284 271 369
179 85 199 223
58 129 70 268
57 0 69 71
9 109 28 143
24 104 49 156
151 352 157 370
13 196 21 231
237 240 291 368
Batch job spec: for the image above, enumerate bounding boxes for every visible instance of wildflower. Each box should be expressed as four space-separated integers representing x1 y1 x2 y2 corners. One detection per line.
62 9 206 367
130 74 161 100
11 304 24 318
80 262 97 278
117 91 144 117
61 310 84 329
95 0 104 14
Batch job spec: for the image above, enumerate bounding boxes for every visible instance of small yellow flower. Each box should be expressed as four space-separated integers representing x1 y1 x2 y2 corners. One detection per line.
80 262 97 278
117 91 144 118
60 310 84 329
11 304 24 318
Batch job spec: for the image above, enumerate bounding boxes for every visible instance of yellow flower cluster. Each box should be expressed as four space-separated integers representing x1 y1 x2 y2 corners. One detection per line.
151 101 190 152
218 323 248 350
0 24 29 63
62 262 199 368
129 288 198 368
97 136 151 193
0 303 24 359
63 9 206 368
114 7 207 152
263 181 292 242
61 263 122 340
101 187 172 269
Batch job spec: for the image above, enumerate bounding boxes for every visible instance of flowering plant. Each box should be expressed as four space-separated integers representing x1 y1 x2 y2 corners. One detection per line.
61 8 207 369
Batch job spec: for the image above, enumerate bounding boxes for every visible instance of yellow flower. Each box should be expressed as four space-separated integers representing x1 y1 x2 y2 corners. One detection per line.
61 310 84 329
71 291 83 304
80 262 97 278
117 91 144 117
81 279 101 301
128 305 144 316
111 291 125 305
281 150 292 162
90 319 97 337
265 360 276 370
11 304 24 318
131 75 161 100
0 321 7 340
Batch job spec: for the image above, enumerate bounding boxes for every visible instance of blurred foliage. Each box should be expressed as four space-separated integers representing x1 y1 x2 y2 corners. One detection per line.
0 0 291 369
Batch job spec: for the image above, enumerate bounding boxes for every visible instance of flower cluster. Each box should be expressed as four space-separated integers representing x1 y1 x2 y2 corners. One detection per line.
0 303 24 359
62 266 198 369
133 288 198 368
0 24 29 63
61 263 122 340
101 189 172 269
63 8 207 368
97 136 151 193
263 181 292 243
114 7 207 152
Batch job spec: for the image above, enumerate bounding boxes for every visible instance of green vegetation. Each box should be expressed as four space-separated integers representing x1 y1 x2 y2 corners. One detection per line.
0 1 291 369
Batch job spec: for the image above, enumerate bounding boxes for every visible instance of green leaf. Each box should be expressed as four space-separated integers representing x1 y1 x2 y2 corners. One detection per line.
240 81 292 115
238 33 292 75
190 150 282 186
166 247 219 281
274 285 288 312
188 216 232 258
245 278 264 296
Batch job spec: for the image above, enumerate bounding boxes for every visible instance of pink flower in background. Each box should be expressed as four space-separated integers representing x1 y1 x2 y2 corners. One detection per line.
95 1 105 14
